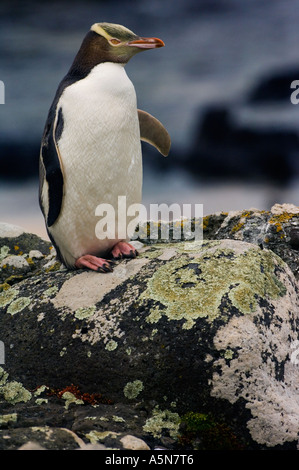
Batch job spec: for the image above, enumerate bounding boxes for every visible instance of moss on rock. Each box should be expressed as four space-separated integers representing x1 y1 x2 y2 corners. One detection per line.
123 380 144 400
140 241 287 327
143 406 181 439
0 368 31 405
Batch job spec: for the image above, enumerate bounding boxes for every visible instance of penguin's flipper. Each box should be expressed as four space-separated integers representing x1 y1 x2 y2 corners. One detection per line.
138 109 171 156
39 107 64 227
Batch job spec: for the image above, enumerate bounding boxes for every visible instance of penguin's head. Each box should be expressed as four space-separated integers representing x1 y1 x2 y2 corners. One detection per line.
90 23 164 63
75 23 164 64
69 23 164 76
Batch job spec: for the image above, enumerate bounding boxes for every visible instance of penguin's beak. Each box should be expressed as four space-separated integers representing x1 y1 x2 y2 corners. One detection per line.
127 37 165 49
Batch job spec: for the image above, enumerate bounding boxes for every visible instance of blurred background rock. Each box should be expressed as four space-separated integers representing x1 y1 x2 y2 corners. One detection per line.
1 0 299 239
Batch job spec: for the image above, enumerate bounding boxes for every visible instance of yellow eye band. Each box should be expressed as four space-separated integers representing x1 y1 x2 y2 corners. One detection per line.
91 23 111 40
90 23 137 42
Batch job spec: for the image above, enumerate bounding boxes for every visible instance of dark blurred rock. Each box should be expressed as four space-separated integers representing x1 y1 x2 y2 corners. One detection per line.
187 105 299 184
0 141 39 179
249 67 299 103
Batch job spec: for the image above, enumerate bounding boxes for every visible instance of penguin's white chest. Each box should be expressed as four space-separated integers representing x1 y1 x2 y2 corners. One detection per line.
51 62 142 267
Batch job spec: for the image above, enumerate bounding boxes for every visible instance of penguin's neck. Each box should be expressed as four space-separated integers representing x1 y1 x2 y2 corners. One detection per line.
67 31 126 80
60 62 136 125
84 62 129 97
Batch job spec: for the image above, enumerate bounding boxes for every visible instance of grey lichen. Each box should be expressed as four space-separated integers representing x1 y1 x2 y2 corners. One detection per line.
112 415 125 423
7 297 31 315
0 288 19 308
143 406 180 439
0 367 8 386
62 391 84 409
140 241 287 328
0 246 10 262
123 380 144 399
75 306 96 320
35 398 48 405
105 340 118 351
0 413 17 426
60 347 67 357
33 385 48 396
0 367 32 405
72 305 125 346
1 381 31 405
85 430 120 444
43 286 59 298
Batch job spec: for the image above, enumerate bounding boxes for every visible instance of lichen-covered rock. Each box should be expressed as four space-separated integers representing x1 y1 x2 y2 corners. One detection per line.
0 426 85 450
0 222 59 287
200 203 299 280
1 213 299 450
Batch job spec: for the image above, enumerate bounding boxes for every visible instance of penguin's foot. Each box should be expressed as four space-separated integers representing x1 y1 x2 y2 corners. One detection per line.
75 255 115 273
111 241 138 260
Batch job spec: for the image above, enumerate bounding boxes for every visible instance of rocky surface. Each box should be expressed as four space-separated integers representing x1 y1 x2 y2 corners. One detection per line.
0 203 299 450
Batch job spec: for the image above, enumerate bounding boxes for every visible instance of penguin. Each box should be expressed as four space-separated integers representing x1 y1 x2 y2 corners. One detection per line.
39 22 171 272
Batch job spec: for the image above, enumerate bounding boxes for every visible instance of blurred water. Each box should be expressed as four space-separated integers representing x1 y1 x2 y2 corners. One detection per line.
2 0 299 145
1 0 299 236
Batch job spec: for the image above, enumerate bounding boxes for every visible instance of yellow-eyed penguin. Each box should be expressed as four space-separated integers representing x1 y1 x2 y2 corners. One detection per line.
39 22 171 272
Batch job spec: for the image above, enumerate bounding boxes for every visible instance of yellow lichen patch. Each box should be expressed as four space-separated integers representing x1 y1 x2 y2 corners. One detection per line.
231 221 245 233
231 210 253 233
45 261 61 272
268 212 297 239
0 283 11 292
4 275 24 285
13 245 23 255
241 210 253 218
203 216 209 231
140 242 287 327
269 212 297 225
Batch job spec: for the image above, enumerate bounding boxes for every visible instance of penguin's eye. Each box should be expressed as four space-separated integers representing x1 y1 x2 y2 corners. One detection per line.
109 38 121 46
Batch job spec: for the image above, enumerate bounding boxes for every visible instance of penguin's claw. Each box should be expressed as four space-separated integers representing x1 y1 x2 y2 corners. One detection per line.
75 255 114 272
111 241 138 260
